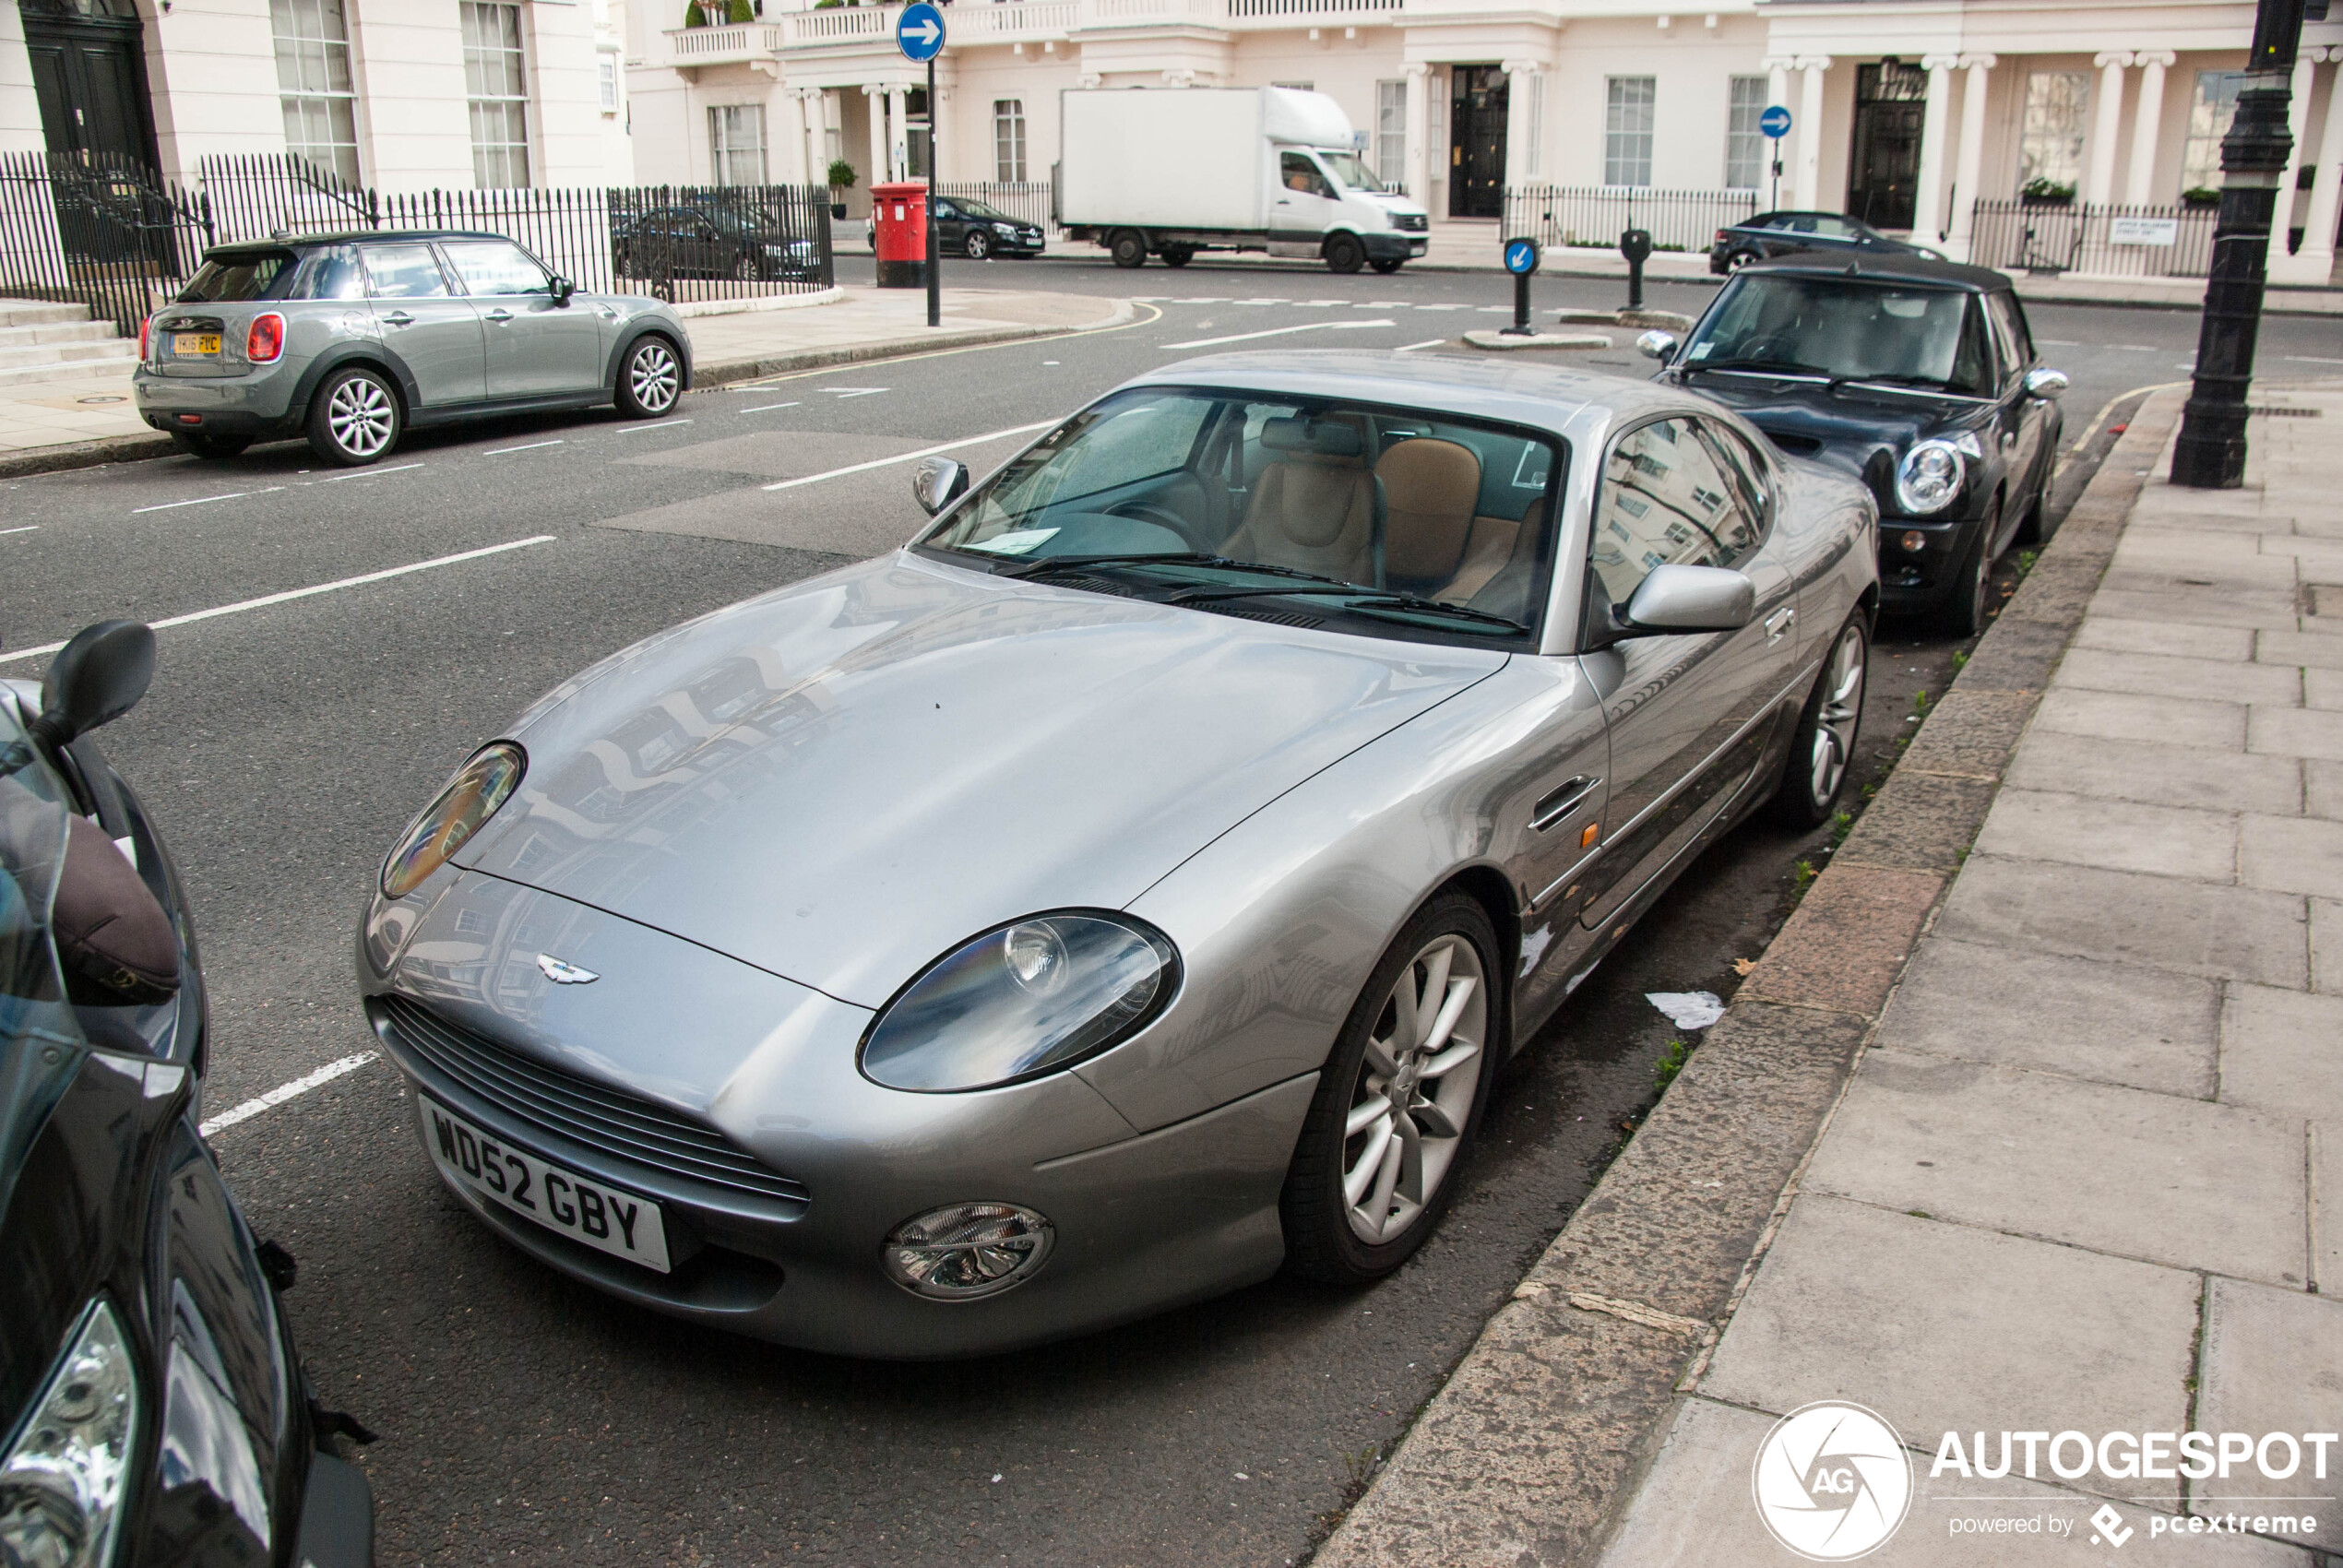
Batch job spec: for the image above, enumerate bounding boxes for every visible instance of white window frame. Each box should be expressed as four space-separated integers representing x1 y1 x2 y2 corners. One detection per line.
598 53 619 116
270 0 361 185
1375 79 1407 189
1725 76 1767 190
1605 76 1656 188
2018 70 2091 194
461 1 532 189
994 99 1027 184
709 104 767 186
2183 70 2247 195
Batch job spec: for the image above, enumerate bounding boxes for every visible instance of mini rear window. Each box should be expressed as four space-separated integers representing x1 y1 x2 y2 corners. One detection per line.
177 250 299 303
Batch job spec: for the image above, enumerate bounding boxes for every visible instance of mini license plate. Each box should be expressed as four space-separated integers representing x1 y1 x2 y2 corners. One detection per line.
418 1095 672 1272
172 332 220 356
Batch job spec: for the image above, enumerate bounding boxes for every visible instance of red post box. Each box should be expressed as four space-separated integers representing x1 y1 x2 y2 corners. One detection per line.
871 180 928 290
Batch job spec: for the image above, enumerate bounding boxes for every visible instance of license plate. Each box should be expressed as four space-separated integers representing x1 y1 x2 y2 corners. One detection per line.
418 1095 672 1272
1409 241 1428 255
172 332 220 356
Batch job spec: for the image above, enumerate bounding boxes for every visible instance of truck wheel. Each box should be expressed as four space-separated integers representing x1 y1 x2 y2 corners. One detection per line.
1160 244 1195 267
1370 255 1405 275
1325 233 1366 275
1110 230 1148 268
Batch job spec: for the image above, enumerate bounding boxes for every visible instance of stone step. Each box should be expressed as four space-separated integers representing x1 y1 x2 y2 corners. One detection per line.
0 318 122 349
0 358 138 389
0 338 139 372
0 298 102 329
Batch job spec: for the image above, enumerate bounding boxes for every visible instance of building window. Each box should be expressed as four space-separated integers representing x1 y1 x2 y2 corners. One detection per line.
1605 76 1656 187
270 0 360 184
461 1 531 188
1725 76 1768 190
2183 71 2247 195
598 54 619 115
2018 71 2090 195
1376 79 1407 189
709 105 767 185
994 99 1027 183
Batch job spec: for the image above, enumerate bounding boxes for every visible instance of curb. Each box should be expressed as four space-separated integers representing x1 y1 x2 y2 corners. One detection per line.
0 432 179 480
1306 388 2183 1568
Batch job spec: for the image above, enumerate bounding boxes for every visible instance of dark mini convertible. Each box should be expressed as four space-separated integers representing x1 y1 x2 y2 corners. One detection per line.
1641 254 2066 634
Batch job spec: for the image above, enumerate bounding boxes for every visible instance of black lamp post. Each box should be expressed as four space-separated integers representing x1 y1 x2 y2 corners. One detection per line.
2171 0 2313 486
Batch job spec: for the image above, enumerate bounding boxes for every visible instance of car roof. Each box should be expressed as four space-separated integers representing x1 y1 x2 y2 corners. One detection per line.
203 230 512 257
1735 250 2012 291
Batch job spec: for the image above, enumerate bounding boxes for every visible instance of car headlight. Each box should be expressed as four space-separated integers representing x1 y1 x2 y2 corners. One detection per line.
860 912 1180 1092
379 742 525 899
993 223 1017 236
1895 438 1968 514
0 1300 140 1568
883 1202 1054 1299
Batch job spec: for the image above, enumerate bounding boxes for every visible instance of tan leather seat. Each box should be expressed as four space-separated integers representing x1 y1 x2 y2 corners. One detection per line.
1376 438 1482 590
1438 498 1546 618
1222 416 1378 584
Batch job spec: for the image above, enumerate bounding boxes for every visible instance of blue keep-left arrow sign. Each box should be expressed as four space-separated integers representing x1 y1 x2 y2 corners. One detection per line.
898 1 946 61
1759 104 1792 138
1504 238 1540 276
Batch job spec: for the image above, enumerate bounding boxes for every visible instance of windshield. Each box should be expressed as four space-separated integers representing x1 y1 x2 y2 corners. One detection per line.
954 198 1015 223
178 250 299 303
919 387 1564 647
1314 150 1385 192
1681 275 1992 393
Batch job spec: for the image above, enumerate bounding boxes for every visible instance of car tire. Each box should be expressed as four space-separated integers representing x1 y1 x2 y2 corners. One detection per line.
169 432 253 460
614 334 683 420
2013 434 2057 547
1370 255 1405 275
1768 611 1869 828
1160 244 1195 267
1325 233 1366 275
1109 230 1148 268
1281 892 1504 1285
965 230 991 260
1941 498 2001 638
304 366 400 467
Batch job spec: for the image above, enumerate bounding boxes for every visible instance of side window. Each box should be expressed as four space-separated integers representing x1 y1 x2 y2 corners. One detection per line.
1700 421 1773 527
303 244 366 301
1588 418 1762 611
1280 152 1328 197
441 239 552 297
1954 299 1994 391
1987 293 2034 374
362 244 451 299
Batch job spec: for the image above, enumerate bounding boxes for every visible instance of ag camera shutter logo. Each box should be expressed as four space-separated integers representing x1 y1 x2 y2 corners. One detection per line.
1752 1401 1914 1560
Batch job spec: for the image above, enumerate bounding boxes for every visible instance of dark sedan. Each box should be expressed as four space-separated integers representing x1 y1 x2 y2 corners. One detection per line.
1641 254 2066 635
1710 210 1943 275
863 195 1046 260
613 204 825 283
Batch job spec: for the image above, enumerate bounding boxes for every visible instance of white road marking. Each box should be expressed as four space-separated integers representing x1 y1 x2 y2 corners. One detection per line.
739 400 802 412
132 486 284 514
1163 319 1397 350
483 439 565 456
315 462 425 483
0 535 558 663
819 387 890 398
2038 339 2081 346
200 1051 378 1137
1413 303 1470 312
2286 355 2343 365
0 525 37 536
616 419 692 433
1396 339 1448 352
760 420 1057 493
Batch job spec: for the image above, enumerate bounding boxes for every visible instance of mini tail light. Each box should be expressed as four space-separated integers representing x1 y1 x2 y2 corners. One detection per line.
246 312 285 363
137 315 150 359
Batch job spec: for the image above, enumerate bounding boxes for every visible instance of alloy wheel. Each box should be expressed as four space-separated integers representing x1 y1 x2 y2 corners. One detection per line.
1340 933 1487 1244
1807 622 1866 808
629 341 680 413
966 231 990 260
327 375 394 458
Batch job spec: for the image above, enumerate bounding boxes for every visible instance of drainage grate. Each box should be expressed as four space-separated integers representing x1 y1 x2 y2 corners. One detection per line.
2249 406 2323 418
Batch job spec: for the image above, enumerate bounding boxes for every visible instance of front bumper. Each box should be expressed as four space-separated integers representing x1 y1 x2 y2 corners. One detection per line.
290 1451 374 1568
1874 512 1981 611
1362 232 1427 262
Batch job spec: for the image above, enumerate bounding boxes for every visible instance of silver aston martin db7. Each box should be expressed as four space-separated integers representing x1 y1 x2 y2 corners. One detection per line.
357 351 1878 1358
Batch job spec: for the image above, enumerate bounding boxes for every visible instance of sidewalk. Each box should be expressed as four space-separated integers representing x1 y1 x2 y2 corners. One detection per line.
1316 386 2343 1565
0 283 1125 478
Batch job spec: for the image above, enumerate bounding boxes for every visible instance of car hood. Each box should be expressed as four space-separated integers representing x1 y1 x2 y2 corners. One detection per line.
457 552 1505 1008
1684 376 1980 481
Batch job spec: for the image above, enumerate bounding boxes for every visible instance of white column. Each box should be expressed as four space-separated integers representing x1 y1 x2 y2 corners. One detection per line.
1946 53 1995 261
2278 51 2319 244
1913 54 1956 238
2279 49 2343 281
1403 62 1430 202
862 85 886 186
1501 60 1541 193
1795 57 1830 209
2124 52 2174 205
2087 53 2133 206
886 86 908 183
1762 56 1793 207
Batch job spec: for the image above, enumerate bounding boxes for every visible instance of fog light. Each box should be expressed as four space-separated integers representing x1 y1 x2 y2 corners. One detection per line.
1900 530 1928 552
882 1202 1054 1300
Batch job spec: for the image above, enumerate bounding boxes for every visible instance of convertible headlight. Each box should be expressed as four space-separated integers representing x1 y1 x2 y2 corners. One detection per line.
883 1202 1054 1299
380 742 525 899
0 1300 140 1568
1895 439 1968 515
860 912 1179 1092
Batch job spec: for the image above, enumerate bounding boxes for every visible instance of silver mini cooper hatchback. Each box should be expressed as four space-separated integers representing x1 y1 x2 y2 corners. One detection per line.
133 230 692 466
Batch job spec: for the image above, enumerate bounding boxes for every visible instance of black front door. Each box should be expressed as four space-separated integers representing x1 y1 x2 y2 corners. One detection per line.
21 0 161 167
1848 60 1928 232
1449 65 1509 220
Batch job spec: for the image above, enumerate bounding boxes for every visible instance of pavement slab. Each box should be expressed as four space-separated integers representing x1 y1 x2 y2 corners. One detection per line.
2033 685 2249 749
2194 1279 2343 1551
2004 729 2303 815
1969 787 2239 883
2312 760 2343 820
2320 898 2343 994
1934 856 2310 987
2053 646 2304 706
2251 705 2343 760
2220 983 2343 1123
2239 813 2343 895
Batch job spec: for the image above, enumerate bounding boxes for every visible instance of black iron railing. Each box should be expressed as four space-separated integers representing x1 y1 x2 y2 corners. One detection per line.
932 181 1058 233
1968 199 2218 279
1503 185 1760 255
0 150 214 335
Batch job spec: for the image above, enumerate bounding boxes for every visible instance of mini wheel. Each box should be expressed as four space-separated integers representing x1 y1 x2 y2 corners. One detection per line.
615 335 683 420
305 366 400 467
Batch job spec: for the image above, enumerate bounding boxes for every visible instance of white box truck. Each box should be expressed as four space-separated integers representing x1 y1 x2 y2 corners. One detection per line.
1056 87 1431 274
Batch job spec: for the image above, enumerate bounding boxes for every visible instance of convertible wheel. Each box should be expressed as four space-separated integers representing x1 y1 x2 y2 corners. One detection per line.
1282 894 1501 1283
615 335 682 419
305 366 399 467
1769 612 1869 827
1941 498 2000 638
965 230 992 260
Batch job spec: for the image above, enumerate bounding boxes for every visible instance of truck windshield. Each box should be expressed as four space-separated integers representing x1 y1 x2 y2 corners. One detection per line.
1314 150 1386 192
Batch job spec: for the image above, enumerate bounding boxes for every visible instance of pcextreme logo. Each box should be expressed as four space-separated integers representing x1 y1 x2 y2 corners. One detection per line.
1752 1402 1915 1560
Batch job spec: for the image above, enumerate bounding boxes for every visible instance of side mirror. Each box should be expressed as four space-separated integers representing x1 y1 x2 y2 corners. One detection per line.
911 456 969 517
1636 329 1680 363
1622 564 1756 635
551 276 576 306
2024 366 2068 400
34 621 156 750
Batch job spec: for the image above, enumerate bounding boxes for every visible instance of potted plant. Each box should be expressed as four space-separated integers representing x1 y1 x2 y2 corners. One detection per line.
684 0 708 23
2182 185 2221 208
2020 177 2075 207
827 159 856 220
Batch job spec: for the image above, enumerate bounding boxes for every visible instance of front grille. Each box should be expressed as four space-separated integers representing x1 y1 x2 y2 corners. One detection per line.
376 995 808 1205
1395 213 1430 233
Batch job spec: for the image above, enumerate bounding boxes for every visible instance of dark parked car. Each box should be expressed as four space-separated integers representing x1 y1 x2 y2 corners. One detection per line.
1710 210 1944 274
1641 254 2066 635
862 196 1047 259
613 204 826 283
1 623 373 1568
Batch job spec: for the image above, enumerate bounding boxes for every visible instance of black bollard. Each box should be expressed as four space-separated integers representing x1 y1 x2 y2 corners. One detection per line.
1620 227 1653 313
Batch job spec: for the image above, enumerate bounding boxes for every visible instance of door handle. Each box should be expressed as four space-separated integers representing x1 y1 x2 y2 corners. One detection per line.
1764 606 1796 643
483 308 515 323
381 311 414 327
1532 775 1601 832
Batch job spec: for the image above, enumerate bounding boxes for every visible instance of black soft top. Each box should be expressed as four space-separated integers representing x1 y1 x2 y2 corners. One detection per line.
1737 251 2014 293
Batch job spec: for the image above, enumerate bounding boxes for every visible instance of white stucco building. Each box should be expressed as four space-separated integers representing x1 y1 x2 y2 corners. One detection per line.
619 0 2343 279
2 0 635 191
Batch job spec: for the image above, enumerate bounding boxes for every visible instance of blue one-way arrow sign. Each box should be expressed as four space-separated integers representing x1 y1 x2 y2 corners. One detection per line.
1759 104 1792 138
898 1 946 61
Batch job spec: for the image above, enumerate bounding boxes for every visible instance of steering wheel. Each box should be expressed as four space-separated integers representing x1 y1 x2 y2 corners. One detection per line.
1108 500 1210 551
1738 337 1790 363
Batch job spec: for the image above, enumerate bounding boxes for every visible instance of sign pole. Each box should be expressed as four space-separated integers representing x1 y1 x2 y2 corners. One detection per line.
925 53 940 328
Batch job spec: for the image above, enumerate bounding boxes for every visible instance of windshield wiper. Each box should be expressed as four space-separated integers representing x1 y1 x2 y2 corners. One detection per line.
1684 358 1839 380
994 552 1353 588
1167 583 1528 635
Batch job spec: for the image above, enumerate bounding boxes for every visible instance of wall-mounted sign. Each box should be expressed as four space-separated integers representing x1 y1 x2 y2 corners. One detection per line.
2110 216 2180 247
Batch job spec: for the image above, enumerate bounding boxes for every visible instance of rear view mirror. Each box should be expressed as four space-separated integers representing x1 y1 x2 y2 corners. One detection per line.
911 457 969 517
1622 565 1755 635
2024 367 2068 400
1636 329 1680 362
35 621 155 750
